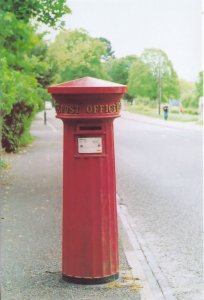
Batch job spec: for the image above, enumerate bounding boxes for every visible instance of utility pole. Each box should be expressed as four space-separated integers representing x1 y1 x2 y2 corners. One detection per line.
158 58 162 115
44 101 47 125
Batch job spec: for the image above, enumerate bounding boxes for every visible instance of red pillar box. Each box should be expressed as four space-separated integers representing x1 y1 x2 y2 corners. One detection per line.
48 77 127 284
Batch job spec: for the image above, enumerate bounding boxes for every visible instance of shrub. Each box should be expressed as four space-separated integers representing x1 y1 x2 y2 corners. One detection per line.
2 102 34 152
1 58 43 152
182 107 198 115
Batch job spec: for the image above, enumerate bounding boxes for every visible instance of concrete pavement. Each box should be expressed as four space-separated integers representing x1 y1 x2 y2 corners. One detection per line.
1 112 141 300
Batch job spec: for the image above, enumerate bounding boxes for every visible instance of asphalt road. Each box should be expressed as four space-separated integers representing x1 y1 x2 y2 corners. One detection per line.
114 113 203 300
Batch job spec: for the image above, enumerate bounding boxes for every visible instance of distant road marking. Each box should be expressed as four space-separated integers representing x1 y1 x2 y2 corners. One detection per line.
117 196 177 300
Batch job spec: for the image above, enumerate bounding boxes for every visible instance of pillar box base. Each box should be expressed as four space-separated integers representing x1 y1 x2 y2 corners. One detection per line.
62 272 119 285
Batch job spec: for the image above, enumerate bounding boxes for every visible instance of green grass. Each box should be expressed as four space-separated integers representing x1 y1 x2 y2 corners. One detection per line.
19 130 34 147
166 113 199 122
126 104 199 123
0 159 9 169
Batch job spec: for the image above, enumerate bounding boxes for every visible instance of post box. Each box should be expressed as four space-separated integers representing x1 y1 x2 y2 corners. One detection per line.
48 77 127 284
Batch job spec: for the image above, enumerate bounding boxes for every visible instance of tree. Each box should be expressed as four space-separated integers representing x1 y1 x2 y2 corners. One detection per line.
179 79 195 108
98 37 115 61
1 58 42 152
0 11 40 70
105 55 138 102
106 55 138 85
141 48 180 102
128 59 157 100
48 29 108 82
0 0 71 152
0 12 44 116
195 71 203 102
0 0 71 27
30 41 59 88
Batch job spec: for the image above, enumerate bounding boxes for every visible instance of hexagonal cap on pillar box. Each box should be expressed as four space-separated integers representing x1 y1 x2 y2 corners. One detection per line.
48 77 127 120
48 76 127 94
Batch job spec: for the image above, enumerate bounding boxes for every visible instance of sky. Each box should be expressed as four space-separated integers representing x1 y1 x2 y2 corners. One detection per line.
45 0 203 82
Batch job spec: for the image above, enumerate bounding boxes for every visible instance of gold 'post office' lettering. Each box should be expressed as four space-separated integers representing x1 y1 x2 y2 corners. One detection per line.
86 105 93 113
86 102 121 114
56 104 80 114
56 102 121 115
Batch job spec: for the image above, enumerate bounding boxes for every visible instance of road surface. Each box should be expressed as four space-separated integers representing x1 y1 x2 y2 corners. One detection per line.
114 112 203 300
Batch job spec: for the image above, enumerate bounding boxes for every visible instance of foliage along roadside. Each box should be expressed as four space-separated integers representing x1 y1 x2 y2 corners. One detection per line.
0 1 70 152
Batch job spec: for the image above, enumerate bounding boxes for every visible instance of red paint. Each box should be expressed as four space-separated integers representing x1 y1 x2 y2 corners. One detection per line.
48 77 127 283
48 76 127 94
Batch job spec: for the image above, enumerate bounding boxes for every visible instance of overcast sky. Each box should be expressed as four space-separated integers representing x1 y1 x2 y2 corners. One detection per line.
45 0 203 82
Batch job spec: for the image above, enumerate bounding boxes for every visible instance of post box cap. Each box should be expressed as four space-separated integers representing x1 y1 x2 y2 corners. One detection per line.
48 77 127 94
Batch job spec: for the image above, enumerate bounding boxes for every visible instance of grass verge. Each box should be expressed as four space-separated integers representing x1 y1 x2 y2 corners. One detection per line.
126 104 199 123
